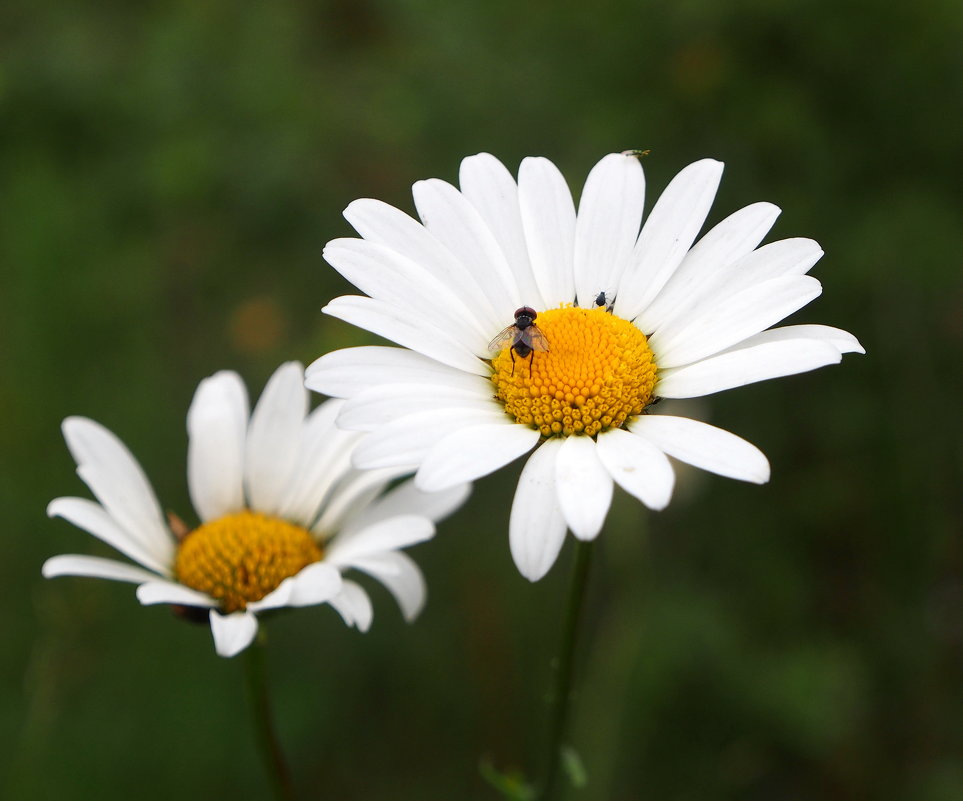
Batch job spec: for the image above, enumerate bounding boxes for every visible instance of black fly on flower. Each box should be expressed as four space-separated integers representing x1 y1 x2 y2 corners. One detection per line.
488 306 550 377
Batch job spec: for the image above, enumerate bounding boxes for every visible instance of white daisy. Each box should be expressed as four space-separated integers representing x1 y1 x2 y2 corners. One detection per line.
43 361 469 657
306 153 864 582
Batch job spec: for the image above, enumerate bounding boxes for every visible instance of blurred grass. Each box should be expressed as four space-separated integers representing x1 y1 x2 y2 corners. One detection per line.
1 0 962 799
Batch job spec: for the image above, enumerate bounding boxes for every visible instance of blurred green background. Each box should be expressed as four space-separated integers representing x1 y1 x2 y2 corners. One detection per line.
2 0 961 799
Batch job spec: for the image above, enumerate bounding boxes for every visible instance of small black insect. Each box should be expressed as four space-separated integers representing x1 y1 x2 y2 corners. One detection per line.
488 306 550 376
594 291 615 312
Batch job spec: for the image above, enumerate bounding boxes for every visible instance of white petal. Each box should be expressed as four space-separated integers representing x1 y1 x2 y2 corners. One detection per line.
327 514 434 565
415 423 539 492
337 478 471 537
595 428 675 510
574 153 645 308
725 324 865 355
339 384 498 432
646 238 825 335
323 295 488 376
701 238 825 303
209 610 259 658
651 275 823 368
276 399 357 526
343 197 501 334
459 153 546 310
413 178 521 315
41 554 160 584
312 465 410 536
136 581 218 607
62 417 175 568
248 562 343 611
518 156 577 307
351 407 509 470
614 159 724 321
656 338 842 398
47 497 171 575
555 436 614 541
629 415 770 484
509 439 567 582
749 237 824 277
637 202 781 334
243 362 307 515
350 551 426 622
323 238 488 353
305 346 490 400
326 579 374 632
187 371 249 522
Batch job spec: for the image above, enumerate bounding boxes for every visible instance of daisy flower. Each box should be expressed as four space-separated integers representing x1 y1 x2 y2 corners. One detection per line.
306 153 863 581
43 361 469 657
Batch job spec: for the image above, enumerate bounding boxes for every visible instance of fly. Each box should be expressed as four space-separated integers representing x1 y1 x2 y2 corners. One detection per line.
488 306 550 377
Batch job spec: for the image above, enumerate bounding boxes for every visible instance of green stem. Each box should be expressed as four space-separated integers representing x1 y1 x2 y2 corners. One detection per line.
538 539 595 801
244 635 296 801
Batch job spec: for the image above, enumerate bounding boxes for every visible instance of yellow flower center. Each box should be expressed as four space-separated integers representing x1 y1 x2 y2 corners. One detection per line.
174 510 322 613
491 306 657 438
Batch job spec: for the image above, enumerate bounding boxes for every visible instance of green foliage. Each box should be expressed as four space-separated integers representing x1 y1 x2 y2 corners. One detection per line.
561 745 588 789
2 0 962 799
480 758 536 801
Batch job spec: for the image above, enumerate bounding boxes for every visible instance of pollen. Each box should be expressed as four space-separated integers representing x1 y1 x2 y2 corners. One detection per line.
491 306 657 438
174 510 322 613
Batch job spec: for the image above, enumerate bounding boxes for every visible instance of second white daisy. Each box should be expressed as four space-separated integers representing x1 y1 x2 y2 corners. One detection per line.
306 152 864 581
43 361 469 656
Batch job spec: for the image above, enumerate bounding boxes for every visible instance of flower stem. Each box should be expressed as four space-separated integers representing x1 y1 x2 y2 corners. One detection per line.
538 539 595 801
244 634 297 801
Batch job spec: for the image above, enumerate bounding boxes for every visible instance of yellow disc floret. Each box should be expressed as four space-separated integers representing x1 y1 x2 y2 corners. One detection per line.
175 510 322 613
491 306 657 438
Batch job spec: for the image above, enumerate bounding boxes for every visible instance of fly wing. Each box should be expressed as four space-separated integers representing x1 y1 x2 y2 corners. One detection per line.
525 326 550 352
488 325 518 353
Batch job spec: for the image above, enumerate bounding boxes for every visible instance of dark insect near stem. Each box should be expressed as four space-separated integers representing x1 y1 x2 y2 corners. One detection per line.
489 306 550 377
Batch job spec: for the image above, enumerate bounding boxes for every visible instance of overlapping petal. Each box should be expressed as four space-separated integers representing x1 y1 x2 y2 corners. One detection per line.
47 497 171 576
460 153 546 310
244 361 307 515
595 428 675 511
210 610 259 658
518 156 577 307
555 435 613 541
305 345 491 399
187 370 249 523
614 159 724 321
349 551 426 622
573 152 645 307
343 197 503 334
323 296 488 376
629 415 770 484
62 417 175 568
327 579 374 632
656 338 842 398
415 423 540 492
638 202 781 334
41 554 160 585
509 439 567 581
